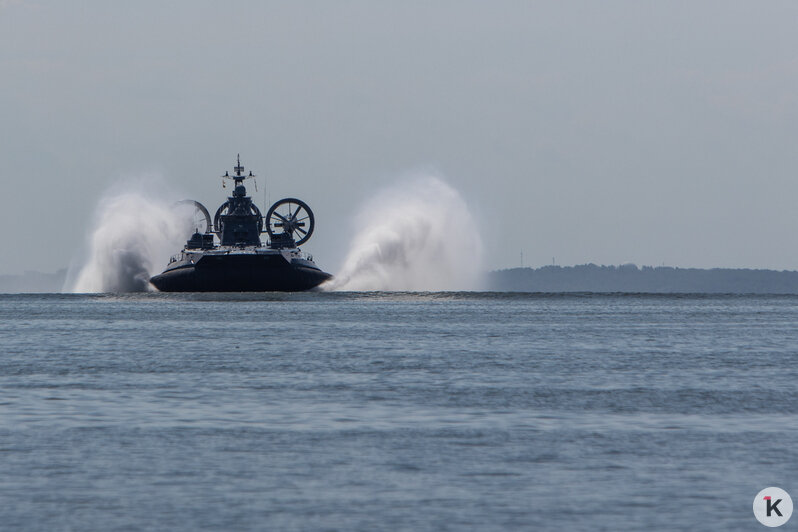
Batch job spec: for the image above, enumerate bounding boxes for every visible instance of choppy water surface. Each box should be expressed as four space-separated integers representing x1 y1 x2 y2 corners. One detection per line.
1 293 797 531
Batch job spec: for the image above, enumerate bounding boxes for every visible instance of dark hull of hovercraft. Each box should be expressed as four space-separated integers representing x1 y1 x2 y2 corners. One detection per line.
149 254 332 292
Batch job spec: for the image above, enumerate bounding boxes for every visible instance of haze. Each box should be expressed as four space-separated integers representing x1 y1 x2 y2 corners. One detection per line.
2 1 797 275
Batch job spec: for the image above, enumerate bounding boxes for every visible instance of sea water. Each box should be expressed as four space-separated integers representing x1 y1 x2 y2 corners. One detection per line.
1 293 797 531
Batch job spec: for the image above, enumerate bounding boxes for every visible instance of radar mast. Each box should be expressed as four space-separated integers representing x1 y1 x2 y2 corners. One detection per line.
222 153 257 191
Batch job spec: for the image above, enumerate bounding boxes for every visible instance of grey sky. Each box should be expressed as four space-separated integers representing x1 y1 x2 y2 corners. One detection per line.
2 1 798 274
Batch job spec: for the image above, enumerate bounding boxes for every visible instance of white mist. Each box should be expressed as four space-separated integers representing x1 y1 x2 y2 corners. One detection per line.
327 175 483 291
67 182 195 293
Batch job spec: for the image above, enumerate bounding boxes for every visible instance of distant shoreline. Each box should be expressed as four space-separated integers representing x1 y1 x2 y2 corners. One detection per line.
487 264 798 294
0 269 67 294
5 265 798 294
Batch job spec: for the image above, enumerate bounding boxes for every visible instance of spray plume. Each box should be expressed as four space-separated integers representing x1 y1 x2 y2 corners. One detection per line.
326 175 483 291
67 180 196 293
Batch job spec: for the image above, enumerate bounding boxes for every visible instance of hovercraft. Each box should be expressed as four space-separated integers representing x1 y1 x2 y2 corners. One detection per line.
149 156 332 292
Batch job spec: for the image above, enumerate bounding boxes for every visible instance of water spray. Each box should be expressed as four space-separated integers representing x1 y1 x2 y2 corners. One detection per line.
326 175 484 291
67 181 194 293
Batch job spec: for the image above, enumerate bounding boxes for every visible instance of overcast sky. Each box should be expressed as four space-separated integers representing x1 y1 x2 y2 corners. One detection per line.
2 0 798 274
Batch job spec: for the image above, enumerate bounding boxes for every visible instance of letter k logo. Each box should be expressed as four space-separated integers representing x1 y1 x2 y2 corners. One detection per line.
754 488 793 527
765 496 783 517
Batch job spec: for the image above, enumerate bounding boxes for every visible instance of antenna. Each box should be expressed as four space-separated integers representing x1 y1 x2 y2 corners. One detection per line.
235 153 244 176
222 154 256 189
263 168 269 212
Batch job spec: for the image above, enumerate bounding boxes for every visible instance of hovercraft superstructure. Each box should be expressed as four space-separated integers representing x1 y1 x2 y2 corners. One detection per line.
149 156 332 292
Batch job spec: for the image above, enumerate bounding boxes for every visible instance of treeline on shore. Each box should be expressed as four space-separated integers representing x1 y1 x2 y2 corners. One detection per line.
487 264 798 294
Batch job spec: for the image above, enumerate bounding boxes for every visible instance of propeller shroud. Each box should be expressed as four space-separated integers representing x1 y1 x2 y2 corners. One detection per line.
213 201 264 234
265 198 315 246
174 199 212 235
